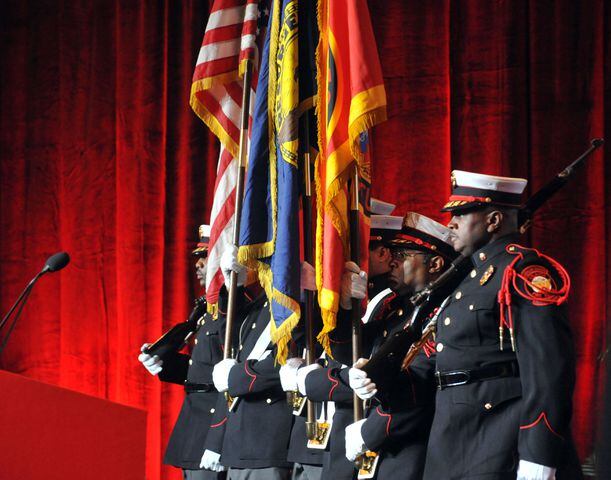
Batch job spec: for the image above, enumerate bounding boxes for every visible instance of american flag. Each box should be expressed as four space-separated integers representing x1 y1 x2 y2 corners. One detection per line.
190 0 268 307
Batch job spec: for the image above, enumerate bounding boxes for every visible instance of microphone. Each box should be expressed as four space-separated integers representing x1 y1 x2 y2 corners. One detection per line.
0 251 70 355
42 252 70 273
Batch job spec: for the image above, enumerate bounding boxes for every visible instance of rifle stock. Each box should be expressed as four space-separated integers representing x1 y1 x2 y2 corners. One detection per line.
144 297 206 358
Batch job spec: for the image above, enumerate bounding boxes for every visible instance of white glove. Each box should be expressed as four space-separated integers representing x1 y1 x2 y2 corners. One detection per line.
345 419 367 462
516 460 556 480
349 358 376 400
220 245 247 288
279 357 305 392
300 261 316 291
212 358 238 393
296 362 323 396
340 261 367 310
138 343 163 376
200 449 226 472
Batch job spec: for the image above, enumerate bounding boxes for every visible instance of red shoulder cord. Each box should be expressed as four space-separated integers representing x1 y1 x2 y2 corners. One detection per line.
497 244 571 351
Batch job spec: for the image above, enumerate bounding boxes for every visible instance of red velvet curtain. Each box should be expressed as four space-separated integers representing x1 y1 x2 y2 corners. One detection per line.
0 1 608 479
0 2 217 479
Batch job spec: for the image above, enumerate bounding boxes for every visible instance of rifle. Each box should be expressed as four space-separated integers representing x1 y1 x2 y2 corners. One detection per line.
361 256 472 392
144 296 207 358
519 138 604 233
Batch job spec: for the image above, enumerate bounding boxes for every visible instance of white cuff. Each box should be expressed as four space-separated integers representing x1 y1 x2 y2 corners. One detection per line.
516 459 556 480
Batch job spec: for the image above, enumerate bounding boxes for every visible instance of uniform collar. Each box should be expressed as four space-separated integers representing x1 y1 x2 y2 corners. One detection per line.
368 272 392 297
470 233 521 268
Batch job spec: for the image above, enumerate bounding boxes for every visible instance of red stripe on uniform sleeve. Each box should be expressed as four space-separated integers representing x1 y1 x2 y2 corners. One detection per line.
210 417 228 428
327 369 339 401
244 362 257 392
375 407 392 436
519 412 563 439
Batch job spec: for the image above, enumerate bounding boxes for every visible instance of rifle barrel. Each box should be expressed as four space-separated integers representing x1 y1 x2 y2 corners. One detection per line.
520 138 604 227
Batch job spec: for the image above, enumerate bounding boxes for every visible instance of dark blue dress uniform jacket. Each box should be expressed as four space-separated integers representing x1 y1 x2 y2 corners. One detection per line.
360 295 436 480
219 294 295 469
300 274 391 479
286 413 325 467
286 321 325 468
159 300 226 470
423 234 582 480
304 355 356 479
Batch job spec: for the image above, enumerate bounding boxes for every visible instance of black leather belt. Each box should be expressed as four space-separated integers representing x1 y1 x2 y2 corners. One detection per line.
184 382 215 394
435 361 519 390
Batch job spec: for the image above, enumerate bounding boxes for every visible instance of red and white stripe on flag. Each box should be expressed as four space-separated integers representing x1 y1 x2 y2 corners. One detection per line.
189 0 262 306
205 147 237 307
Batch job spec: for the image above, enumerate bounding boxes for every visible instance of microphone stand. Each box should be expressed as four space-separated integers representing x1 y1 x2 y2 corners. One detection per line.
0 270 46 355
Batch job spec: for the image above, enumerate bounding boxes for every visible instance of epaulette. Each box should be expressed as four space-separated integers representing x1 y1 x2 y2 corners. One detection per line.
497 243 571 351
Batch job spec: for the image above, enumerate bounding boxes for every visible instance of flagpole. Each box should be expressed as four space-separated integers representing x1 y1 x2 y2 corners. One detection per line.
301 110 318 440
350 164 364 422
224 58 254 361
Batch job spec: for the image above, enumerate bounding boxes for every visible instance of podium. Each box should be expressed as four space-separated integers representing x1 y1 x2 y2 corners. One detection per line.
0 370 146 480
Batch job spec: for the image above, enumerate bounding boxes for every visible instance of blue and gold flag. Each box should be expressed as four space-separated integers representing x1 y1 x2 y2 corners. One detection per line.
238 0 318 363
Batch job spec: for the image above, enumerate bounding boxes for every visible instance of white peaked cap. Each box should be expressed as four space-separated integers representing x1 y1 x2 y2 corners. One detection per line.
370 198 395 215
452 170 527 194
371 215 403 231
403 212 453 246
193 224 211 256
199 224 211 239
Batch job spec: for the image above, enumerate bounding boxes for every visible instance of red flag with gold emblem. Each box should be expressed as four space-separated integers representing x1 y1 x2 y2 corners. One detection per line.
315 0 386 352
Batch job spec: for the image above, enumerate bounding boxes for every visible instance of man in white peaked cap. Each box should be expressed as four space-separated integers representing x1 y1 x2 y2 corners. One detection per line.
138 225 228 479
423 170 581 480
